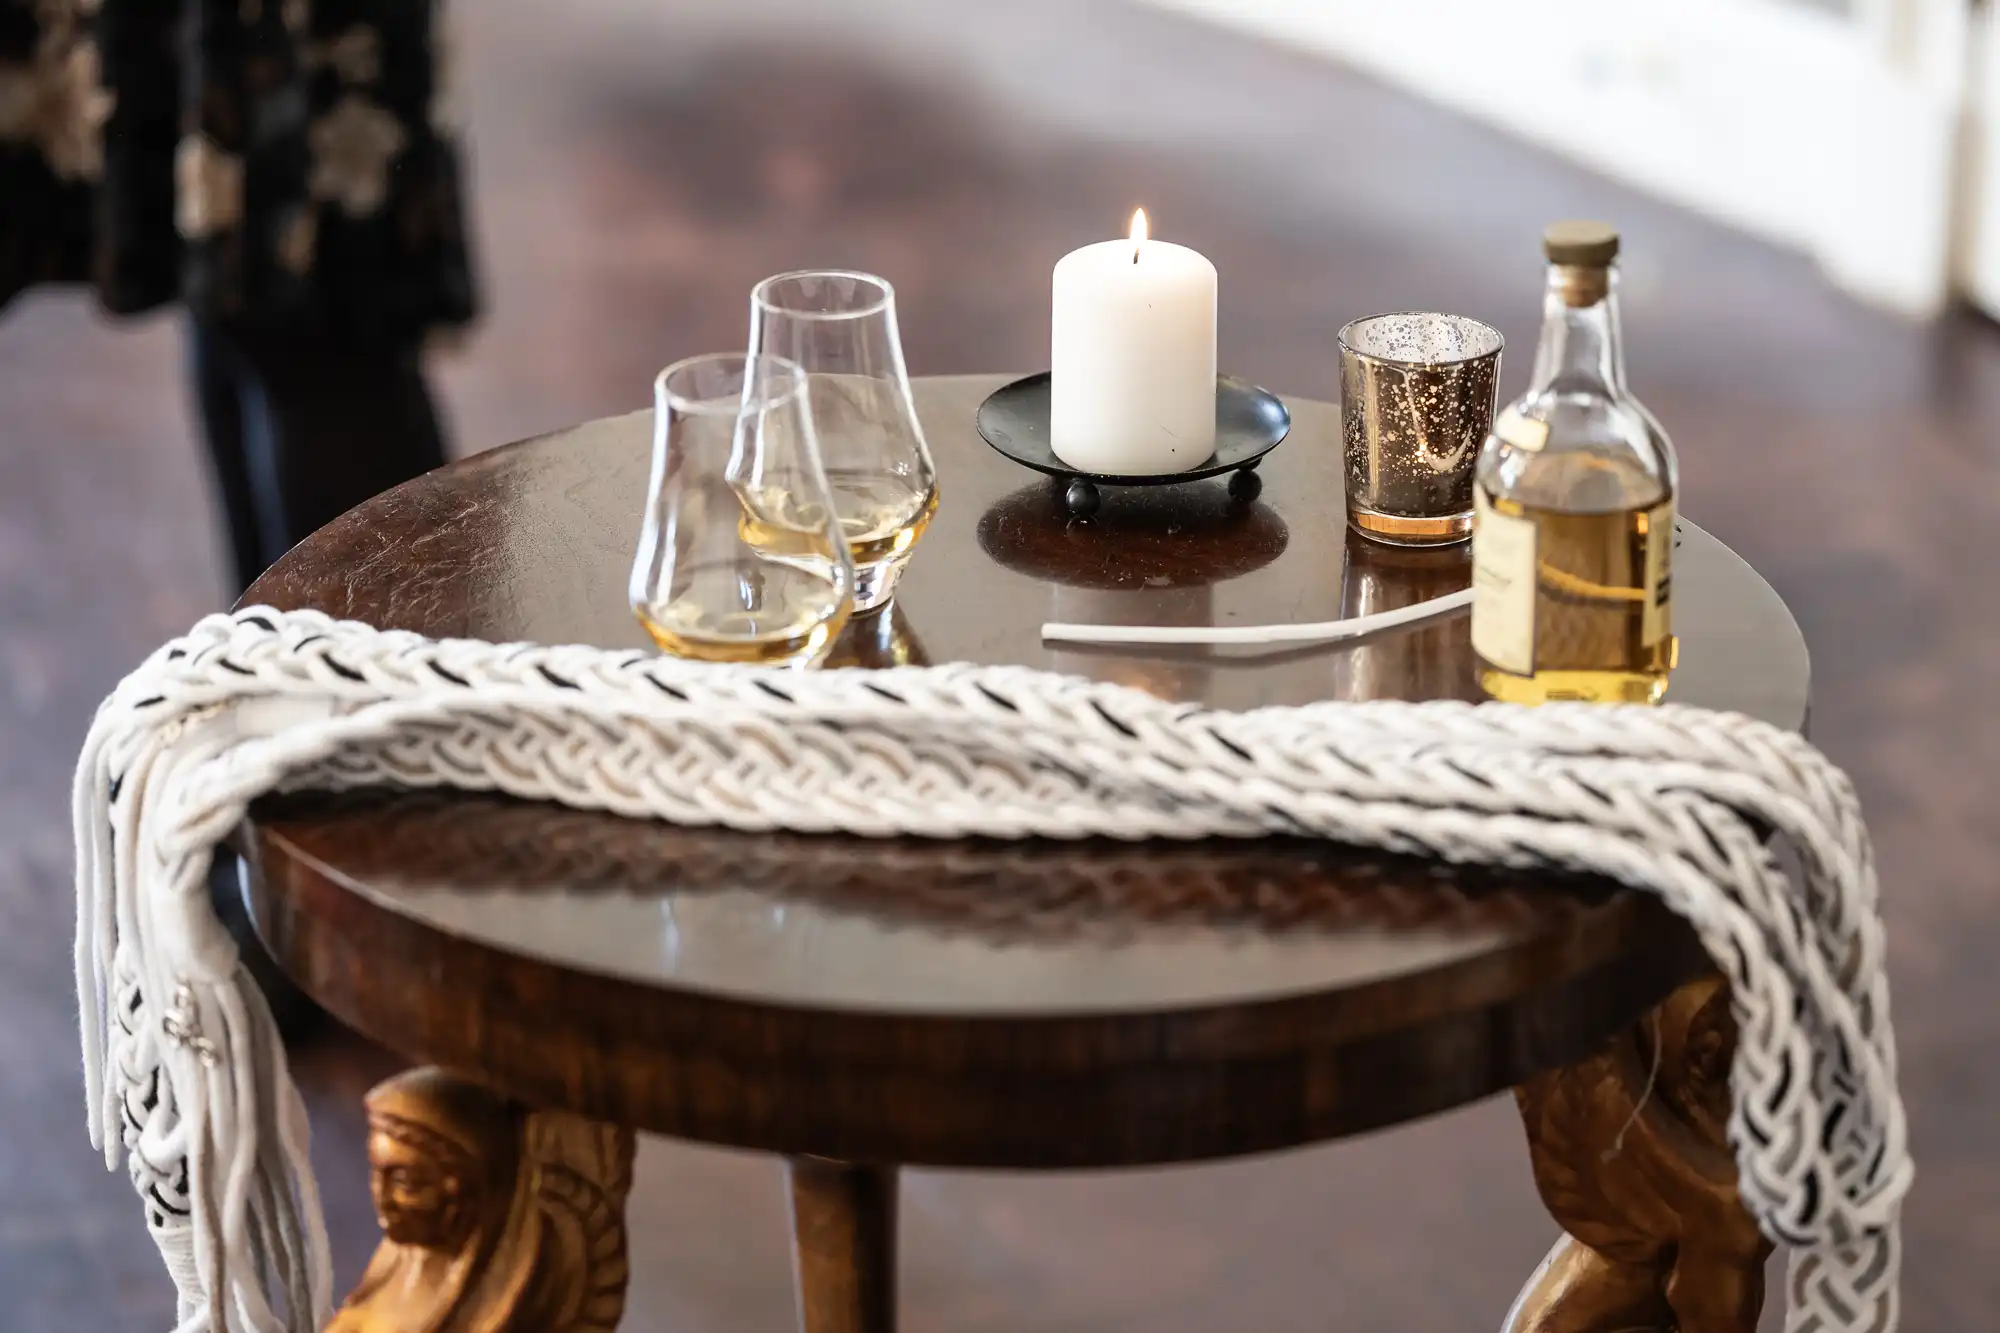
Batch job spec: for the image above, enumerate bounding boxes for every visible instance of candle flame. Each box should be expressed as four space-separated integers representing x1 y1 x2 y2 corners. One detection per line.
1130 207 1148 263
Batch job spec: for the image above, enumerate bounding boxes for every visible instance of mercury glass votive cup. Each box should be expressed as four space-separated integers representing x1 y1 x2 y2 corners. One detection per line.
1338 313 1502 546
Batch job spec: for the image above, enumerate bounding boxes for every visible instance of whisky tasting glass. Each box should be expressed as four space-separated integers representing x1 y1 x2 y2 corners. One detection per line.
630 353 855 667
748 271 940 612
1338 312 1502 546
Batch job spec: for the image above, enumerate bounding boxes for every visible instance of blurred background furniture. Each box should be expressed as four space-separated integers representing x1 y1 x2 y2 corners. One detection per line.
1152 0 1986 318
234 380 1806 1332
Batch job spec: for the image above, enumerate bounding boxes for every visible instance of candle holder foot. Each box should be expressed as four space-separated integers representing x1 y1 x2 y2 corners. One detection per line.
976 373 1290 508
1063 479 1102 518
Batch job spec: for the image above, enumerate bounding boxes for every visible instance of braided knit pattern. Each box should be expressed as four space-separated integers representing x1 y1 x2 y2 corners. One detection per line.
76 608 1907 1332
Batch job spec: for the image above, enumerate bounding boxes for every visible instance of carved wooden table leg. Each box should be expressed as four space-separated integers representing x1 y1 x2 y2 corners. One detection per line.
1505 975 1774 1333
788 1158 898 1333
327 1068 637 1333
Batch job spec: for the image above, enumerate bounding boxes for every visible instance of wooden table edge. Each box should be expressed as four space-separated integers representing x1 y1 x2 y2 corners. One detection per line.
244 816 1707 1167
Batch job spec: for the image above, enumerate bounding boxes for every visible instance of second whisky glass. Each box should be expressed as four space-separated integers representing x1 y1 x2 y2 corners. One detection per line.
631 353 855 667
749 271 940 612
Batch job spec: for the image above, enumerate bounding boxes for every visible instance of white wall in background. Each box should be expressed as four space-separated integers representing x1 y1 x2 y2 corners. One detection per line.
1144 0 1977 318
1958 4 2000 314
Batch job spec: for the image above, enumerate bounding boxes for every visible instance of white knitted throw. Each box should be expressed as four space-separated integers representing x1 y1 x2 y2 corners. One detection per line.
76 607 1906 1333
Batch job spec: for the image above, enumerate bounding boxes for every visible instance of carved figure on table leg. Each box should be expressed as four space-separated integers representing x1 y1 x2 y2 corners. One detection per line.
328 1068 636 1333
1505 975 1773 1333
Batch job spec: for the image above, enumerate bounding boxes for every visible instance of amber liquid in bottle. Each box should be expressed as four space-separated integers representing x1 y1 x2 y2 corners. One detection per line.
1473 223 1678 705
1476 455 1674 704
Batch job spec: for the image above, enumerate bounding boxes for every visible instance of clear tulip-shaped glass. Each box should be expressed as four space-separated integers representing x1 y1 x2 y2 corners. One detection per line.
630 353 855 667
748 271 940 612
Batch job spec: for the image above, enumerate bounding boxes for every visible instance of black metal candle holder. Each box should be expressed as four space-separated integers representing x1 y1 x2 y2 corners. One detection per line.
975 373 1291 517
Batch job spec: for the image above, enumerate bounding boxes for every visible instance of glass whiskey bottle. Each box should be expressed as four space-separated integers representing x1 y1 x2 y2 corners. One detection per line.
1471 221 1677 704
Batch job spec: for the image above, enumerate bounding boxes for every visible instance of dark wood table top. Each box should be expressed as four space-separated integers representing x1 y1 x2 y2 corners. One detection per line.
242 375 1808 1168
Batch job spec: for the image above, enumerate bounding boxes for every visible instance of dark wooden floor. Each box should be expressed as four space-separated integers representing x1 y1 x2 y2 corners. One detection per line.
5 0 1997 1328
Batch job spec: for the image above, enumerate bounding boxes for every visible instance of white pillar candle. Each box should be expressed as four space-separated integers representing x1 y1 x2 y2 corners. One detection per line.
1050 210 1217 475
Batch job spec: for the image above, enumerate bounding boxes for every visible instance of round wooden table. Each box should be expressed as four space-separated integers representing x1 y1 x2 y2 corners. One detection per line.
243 376 1807 1333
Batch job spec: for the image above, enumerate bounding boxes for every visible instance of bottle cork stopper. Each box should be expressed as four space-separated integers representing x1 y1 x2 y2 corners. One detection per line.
1543 220 1620 268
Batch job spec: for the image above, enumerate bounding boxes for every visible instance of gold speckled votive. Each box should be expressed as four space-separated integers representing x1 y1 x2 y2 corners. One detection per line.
1338 312 1502 546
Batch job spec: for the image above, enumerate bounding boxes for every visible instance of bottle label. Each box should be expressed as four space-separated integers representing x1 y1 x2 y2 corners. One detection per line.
1472 485 1538 676
1491 405 1550 454
1642 500 1674 647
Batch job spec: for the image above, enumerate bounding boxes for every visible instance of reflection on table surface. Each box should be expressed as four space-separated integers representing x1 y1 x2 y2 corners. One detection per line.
823 601 931 669
1332 529 1481 704
255 788 1621 1013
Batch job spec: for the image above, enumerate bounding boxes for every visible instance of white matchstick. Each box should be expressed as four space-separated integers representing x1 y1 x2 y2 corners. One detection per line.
1040 588 1472 647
